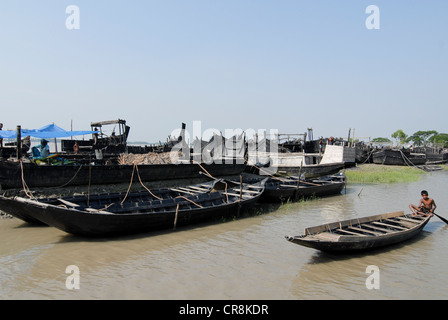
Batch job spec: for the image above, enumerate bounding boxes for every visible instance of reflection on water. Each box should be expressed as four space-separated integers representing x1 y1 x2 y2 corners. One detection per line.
1 170 448 299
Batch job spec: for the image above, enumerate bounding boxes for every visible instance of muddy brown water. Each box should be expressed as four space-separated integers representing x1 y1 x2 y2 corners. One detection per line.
1 170 448 299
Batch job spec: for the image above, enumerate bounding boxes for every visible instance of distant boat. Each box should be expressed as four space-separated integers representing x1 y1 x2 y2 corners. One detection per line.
372 149 426 166
286 211 431 252
424 147 448 164
246 145 347 179
0 179 267 237
260 173 346 203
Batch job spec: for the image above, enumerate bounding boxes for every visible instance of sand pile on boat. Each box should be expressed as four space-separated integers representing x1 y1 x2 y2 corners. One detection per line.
118 151 182 165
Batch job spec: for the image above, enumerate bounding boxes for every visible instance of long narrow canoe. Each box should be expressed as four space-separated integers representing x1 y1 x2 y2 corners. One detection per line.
286 211 432 252
0 180 221 225
0 179 266 237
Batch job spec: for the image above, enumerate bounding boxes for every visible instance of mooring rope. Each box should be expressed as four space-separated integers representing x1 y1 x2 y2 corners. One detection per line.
135 165 162 200
120 163 137 205
174 195 203 208
193 159 231 203
121 163 163 205
399 149 426 173
19 160 34 199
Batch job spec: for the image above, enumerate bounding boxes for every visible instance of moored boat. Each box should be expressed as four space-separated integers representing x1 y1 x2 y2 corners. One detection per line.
286 211 431 252
0 179 267 237
0 159 246 190
261 173 346 203
372 149 426 166
0 180 221 225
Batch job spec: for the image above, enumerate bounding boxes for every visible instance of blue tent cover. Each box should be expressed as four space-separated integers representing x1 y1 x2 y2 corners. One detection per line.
0 124 98 139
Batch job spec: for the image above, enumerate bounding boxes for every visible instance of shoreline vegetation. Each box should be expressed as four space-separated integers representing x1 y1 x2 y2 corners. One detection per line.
344 163 437 184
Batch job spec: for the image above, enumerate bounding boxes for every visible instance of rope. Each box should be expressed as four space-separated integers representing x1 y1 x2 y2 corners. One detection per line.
192 159 231 202
173 203 180 230
361 148 375 164
135 165 162 200
120 163 137 205
399 150 426 172
55 164 83 188
193 160 216 180
174 195 203 208
120 163 163 205
19 160 34 199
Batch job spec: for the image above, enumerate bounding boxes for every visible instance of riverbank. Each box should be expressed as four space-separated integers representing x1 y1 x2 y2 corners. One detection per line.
344 163 436 184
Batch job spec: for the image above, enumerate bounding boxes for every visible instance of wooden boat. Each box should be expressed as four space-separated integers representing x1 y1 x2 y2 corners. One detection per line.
0 159 246 189
286 211 432 252
261 173 346 203
0 180 221 225
372 149 426 166
247 160 344 179
0 179 266 237
275 161 345 179
355 144 373 164
424 148 448 164
60 119 130 154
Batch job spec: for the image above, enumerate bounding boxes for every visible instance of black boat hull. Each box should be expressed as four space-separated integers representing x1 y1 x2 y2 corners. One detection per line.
0 160 246 189
0 180 265 237
372 150 426 166
261 175 346 203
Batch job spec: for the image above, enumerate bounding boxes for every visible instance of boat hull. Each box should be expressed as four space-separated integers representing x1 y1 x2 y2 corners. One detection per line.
261 175 346 203
286 211 431 253
372 150 426 166
0 180 265 237
0 160 246 189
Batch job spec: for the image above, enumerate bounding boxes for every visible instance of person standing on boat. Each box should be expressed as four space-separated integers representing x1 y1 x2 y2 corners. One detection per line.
409 190 436 216
73 141 79 154
31 139 50 159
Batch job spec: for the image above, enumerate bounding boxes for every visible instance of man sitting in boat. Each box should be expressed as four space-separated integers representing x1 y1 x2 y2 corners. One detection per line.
409 190 436 216
31 139 50 159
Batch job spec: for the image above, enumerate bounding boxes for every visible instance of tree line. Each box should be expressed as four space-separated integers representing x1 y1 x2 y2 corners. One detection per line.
372 130 448 147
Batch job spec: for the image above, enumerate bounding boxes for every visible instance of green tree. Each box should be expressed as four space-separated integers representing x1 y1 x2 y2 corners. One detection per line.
429 133 448 147
372 137 391 143
407 130 438 146
391 129 408 146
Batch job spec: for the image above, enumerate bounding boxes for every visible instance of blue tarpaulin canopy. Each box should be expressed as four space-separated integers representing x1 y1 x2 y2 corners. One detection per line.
0 124 98 139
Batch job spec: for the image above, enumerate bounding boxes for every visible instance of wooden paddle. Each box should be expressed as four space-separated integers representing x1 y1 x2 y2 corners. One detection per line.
433 212 448 224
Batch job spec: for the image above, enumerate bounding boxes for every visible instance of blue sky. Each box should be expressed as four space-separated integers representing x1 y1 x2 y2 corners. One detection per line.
0 1 447 142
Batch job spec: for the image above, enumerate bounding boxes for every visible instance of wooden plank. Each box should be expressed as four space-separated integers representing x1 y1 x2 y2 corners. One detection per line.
239 189 261 194
188 186 211 192
407 215 426 220
372 221 408 230
245 185 264 189
170 188 196 195
223 192 252 199
178 187 202 193
395 216 421 224
336 228 367 236
314 232 341 241
363 224 395 234
58 199 80 207
280 184 297 188
384 218 415 228
348 226 382 236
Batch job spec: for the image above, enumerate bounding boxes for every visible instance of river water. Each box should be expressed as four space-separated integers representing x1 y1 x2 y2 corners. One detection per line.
1 168 448 300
